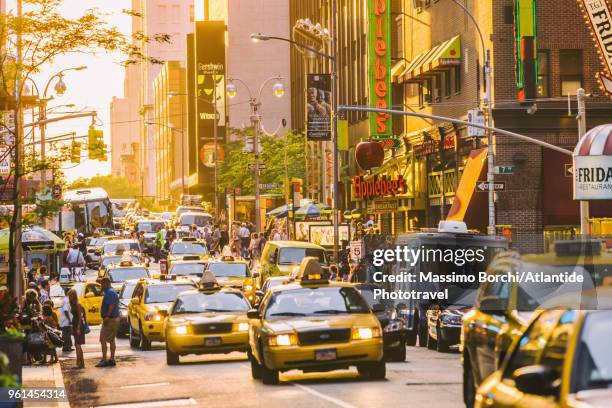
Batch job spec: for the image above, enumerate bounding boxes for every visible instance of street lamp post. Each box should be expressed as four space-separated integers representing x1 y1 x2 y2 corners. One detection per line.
226 76 285 233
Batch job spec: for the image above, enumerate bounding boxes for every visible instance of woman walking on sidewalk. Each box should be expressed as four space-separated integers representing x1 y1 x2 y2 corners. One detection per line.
67 289 86 369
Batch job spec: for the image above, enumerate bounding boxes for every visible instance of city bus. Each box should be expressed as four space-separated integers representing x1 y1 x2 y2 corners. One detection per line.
63 188 114 235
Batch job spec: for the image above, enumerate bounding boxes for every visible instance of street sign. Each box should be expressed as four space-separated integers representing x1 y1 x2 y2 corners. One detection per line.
248 163 267 171
52 184 62 200
349 240 363 262
259 183 278 189
494 166 514 174
467 109 485 137
564 164 573 177
0 147 11 175
476 181 506 192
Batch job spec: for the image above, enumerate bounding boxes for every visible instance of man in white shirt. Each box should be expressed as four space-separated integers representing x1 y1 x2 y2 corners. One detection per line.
66 244 85 281
59 296 73 352
238 224 250 258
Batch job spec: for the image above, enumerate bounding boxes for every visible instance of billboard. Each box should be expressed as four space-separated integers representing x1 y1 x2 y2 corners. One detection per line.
578 0 612 94
368 0 392 136
194 21 226 198
306 74 332 141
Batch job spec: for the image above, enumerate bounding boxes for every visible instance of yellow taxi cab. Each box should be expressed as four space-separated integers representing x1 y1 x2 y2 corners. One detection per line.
161 237 210 274
257 241 329 289
127 275 197 350
69 282 105 325
462 240 610 407
475 304 612 408
205 256 256 304
247 257 385 384
97 258 150 292
163 271 251 365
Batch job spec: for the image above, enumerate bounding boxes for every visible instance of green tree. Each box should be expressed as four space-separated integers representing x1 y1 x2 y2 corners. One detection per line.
68 175 138 199
0 0 169 295
219 129 306 196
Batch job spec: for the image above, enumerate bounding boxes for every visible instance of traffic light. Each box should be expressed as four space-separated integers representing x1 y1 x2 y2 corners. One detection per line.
71 141 81 163
291 178 303 194
88 126 107 161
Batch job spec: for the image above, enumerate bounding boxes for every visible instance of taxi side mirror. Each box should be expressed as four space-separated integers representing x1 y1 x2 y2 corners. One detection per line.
479 296 507 314
84 292 95 298
513 365 558 396
247 309 260 319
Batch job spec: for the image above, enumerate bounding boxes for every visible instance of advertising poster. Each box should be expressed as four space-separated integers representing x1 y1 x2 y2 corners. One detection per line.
309 225 350 247
306 74 332 141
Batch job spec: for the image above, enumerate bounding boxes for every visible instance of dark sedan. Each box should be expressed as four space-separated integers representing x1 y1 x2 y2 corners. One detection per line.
354 283 407 362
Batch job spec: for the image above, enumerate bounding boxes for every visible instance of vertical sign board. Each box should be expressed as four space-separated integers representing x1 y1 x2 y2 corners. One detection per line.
578 0 612 94
368 0 392 137
514 0 537 101
306 74 332 141
194 21 226 201
186 33 197 178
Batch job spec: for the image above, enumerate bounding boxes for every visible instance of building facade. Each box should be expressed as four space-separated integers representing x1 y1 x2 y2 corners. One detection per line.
153 61 187 203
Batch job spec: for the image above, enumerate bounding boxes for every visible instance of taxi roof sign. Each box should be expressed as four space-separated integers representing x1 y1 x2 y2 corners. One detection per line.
295 257 328 285
221 256 235 262
198 270 220 291
159 274 177 281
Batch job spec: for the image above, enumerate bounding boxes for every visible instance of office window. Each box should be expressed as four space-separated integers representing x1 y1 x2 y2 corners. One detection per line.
537 50 550 98
158 5 167 22
560 50 583 96
171 5 180 24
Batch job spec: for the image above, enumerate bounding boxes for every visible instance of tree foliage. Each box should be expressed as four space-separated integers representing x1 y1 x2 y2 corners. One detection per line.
219 129 306 196
68 175 138 199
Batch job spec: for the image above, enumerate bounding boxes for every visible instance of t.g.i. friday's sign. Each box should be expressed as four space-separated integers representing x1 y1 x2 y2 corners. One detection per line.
579 0 612 94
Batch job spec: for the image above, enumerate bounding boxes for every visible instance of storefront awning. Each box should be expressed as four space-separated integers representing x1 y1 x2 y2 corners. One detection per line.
446 148 487 222
391 59 407 83
399 35 462 83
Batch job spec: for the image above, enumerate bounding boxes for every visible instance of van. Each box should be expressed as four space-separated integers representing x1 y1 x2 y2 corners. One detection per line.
257 241 328 288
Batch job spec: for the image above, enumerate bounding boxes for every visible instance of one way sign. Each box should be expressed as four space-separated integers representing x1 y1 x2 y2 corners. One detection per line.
475 181 506 192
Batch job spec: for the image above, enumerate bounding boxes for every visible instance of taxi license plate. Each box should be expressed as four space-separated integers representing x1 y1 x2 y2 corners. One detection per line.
204 337 222 346
315 348 337 361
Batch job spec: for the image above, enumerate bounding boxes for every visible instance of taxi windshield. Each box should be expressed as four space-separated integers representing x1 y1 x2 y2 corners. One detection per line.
172 292 250 314
144 284 195 304
573 310 612 392
207 263 249 278
108 267 148 283
278 248 327 265
120 282 137 300
137 221 166 233
265 286 370 318
104 241 140 254
170 263 206 276
50 285 65 298
170 242 208 255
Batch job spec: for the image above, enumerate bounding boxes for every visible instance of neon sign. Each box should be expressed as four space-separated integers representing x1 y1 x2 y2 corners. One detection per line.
368 0 392 136
578 0 612 95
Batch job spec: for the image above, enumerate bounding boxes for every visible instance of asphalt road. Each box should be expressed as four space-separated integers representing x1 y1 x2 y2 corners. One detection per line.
59 266 463 408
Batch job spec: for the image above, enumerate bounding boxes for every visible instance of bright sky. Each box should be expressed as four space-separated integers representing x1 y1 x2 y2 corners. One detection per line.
7 0 131 182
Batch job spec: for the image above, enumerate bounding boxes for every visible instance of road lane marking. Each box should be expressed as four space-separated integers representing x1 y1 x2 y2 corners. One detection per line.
290 383 357 408
119 382 170 389
94 398 196 408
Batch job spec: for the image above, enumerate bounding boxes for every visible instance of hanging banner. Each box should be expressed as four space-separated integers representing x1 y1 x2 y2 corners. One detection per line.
368 0 392 136
578 0 612 94
306 74 332 141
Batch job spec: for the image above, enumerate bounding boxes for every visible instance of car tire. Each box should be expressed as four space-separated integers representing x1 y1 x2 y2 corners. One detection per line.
463 353 476 408
391 341 406 362
139 321 151 351
427 327 437 350
260 363 279 385
248 351 262 380
436 325 450 353
358 361 386 380
405 329 417 347
128 320 139 348
166 349 179 365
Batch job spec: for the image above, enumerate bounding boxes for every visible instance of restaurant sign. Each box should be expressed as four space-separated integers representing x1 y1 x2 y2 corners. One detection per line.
369 200 398 213
353 175 408 199
414 134 457 157
578 0 612 94
368 0 392 136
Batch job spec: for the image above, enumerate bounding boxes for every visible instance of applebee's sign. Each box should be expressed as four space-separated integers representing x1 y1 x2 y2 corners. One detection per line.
578 0 612 94
573 124 612 200
368 0 392 136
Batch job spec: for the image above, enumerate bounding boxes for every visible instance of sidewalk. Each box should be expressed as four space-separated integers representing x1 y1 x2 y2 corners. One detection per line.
22 363 69 408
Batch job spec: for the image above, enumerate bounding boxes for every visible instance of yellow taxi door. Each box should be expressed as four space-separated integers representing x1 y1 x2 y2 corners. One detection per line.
82 284 103 325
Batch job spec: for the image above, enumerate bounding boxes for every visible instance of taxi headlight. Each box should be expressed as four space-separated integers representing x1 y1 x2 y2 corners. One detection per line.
175 325 188 335
234 322 249 332
268 333 297 346
351 327 381 340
